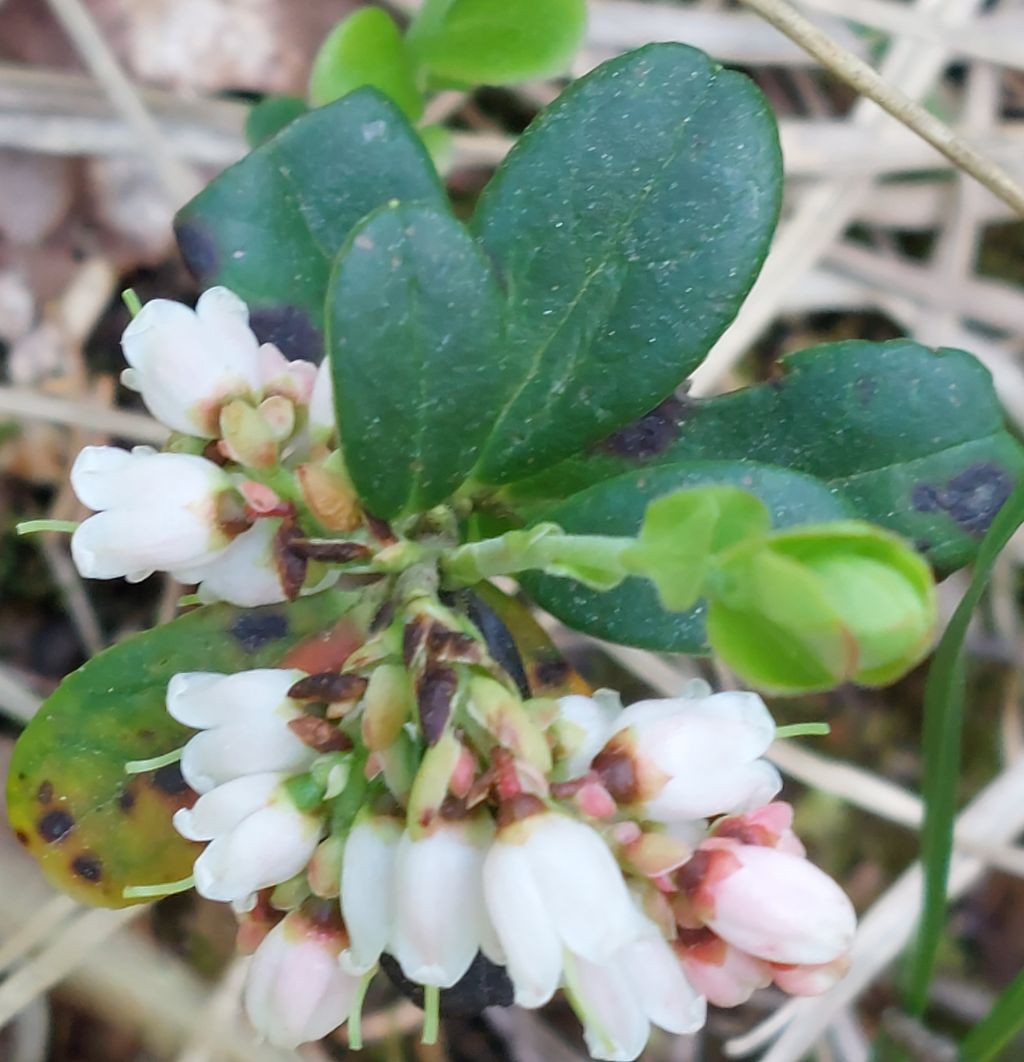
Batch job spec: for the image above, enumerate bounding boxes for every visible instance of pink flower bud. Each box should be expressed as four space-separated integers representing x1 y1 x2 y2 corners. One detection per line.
681 843 856 966
243 909 358 1048
675 927 772 1007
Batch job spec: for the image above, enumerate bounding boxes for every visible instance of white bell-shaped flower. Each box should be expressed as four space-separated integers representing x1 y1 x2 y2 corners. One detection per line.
700 843 856 966
167 669 317 794
121 287 263 436
390 817 497 988
339 810 403 975
175 518 286 607
553 691 620 779
243 910 357 1048
483 807 644 1008
173 771 322 905
307 359 337 444
596 691 781 821
71 445 237 582
567 929 706 1061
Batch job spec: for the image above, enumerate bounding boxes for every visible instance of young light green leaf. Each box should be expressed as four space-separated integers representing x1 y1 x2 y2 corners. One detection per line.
408 0 586 85
327 202 507 518
621 487 771 612
245 95 308 147
707 523 936 694
471 44 782 483
505 340 1024 573
310 8 424 120
521 461 850 653
902 479 1024 1015
707 548 848 694
174 90 444 361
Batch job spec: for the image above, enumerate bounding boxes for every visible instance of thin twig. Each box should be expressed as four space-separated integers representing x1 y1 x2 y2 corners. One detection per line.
43 0 200 203
0 386 167 444
739 0 1024 217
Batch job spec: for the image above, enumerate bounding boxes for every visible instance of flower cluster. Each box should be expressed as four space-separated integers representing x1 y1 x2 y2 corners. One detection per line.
70 288 341 605
66 290 858 1059
167 666 855 1059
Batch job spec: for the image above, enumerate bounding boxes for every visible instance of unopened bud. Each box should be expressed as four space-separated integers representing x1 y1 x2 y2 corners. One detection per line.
361 663 414 751
467 675 552 774
297 460 361 532
258 395 296 442
307 836 344 899
407 730 463 838
219 399 279 468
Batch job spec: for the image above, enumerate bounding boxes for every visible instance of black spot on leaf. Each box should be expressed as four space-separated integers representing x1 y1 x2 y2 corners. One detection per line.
151 763 188 796
174 219 219 283
912 463 1013 535
250 305 324 363
599 396 689 461
230 611 289 652
37 780 54 804
38 809 74 843
72 853 103 882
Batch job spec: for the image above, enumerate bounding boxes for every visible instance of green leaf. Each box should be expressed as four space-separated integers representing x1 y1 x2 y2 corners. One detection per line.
960 963 1024 1061
707 522 936 694
622 487 771 612
310 9 424 120
505 340 1024 572
902 479 1024 1013
707 548 848 694
6 593 370 907
471 43 782 484
245 95 309 147
521 461 851 652
174 90 445 361
408 0 586 85
327 203 507 518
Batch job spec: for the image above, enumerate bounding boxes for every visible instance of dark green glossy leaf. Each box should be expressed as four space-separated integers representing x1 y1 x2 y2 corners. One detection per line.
310 9 423 120
328 203 507 518
521 461 851 652
471 43 782 483
408 0 586 85
505 340 1024 571
903 480 1024 1014
174 90 445 361
245 95 309 148
6 593 370 907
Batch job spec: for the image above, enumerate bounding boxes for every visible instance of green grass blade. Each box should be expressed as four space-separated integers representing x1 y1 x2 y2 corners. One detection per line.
903 482 1024 1014
961 965 1024 1060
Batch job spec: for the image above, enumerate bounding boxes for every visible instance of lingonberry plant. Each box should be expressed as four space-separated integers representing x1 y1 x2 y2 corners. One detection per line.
8 36 1023 1062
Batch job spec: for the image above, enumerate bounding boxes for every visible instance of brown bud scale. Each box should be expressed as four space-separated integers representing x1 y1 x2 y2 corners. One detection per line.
288 672 368 703
287 715 353 753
